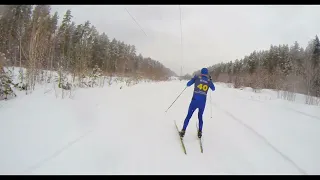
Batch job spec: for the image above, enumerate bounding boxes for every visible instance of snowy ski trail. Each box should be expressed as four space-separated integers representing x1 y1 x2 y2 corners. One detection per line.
1 80 320 174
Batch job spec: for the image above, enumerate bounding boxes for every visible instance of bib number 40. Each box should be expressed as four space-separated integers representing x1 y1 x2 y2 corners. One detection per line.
197 84 208 91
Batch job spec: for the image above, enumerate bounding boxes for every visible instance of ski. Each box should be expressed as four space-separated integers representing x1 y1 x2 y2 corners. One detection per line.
199 137 203 153
196 122 203 153
174 120 187 155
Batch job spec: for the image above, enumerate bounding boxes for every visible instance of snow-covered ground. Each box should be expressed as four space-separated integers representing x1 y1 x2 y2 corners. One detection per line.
1 70 320 174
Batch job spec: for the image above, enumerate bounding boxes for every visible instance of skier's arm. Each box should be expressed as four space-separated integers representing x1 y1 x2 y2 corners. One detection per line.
186 75 197 87
209 76 215 91
209 81 215 91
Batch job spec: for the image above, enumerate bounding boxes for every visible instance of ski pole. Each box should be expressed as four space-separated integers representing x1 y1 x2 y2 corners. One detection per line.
165 86 187 113
210 89 212 118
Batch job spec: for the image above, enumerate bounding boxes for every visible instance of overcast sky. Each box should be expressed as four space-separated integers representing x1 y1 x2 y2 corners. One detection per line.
51 5 320 75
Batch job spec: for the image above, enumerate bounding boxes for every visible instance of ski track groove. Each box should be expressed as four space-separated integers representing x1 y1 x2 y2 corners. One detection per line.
236 96 320 122
22 129 95 174
212 102 308 175
288 108 320 121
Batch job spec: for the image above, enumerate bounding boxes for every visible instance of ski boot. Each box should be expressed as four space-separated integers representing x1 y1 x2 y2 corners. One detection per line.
179 129 185 138
198 131 202 138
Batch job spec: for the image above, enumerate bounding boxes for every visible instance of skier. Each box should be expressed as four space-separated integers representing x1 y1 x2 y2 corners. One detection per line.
179 67 215 139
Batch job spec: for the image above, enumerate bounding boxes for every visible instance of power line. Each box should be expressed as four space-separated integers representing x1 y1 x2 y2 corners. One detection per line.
179 5 183 76
125 8 148 37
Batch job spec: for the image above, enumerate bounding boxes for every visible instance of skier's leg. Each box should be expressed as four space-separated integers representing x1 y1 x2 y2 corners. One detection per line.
198 103 205 133
182 100 196 131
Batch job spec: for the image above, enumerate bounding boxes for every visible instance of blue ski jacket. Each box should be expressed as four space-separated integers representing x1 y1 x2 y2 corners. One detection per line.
186 68 215 104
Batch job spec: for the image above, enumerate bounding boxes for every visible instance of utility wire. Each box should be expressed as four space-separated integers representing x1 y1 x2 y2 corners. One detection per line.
179 5 183 76
125 8 148 37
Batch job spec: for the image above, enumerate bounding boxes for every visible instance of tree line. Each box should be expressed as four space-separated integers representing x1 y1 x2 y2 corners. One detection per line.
193 36 320 105
0 5 176 91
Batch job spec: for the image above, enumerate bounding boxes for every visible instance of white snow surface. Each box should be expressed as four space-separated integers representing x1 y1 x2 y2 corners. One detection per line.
1 70 320 174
